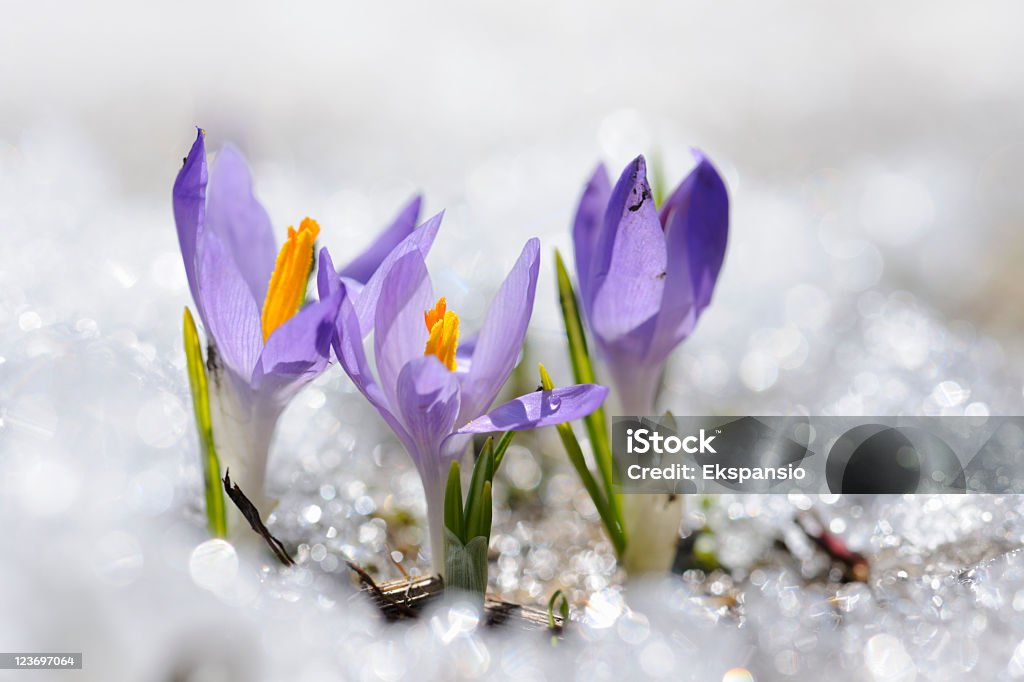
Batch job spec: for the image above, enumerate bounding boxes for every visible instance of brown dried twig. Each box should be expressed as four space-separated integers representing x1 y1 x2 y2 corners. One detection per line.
222 470 294 567
345 561 419 619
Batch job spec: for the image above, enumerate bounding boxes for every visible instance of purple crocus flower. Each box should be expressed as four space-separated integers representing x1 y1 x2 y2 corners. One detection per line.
173 129 428 521
571 152 728 574
318 230 609 576
573 152 729 415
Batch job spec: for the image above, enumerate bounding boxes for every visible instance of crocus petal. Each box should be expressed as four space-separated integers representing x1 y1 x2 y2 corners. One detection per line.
172 129 207 308
454 383 609 434
572 164 611 319
327 266 416 452
251 282 342 404
338 195 422 284
676 152 729 314
457 238 541 425
316 247 341 300
439 331 478 464
395 356 462 463
338 277 365 302
453 333 477 377
206 144 278 304
589 155 667 359
196 230 263 382
373 248 435 417
354 210 442 337
649 152 729 362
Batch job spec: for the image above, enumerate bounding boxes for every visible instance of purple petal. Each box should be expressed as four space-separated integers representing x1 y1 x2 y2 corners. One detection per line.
677 152 730 313
206 145 278 304
172 129 207 308
338 195 422 284
454 383 609 434
457 238 540 424
318 248 393 420
329 274 415 452
650 152 729 361
572 164 611 318
316 247 341 300
338 277 365 302
318 250 367 353
195 230 262 383
354 210 442 337
251 283 342 403
588 156 667 359
395 356 461 462
453 333 477 377
373 248 435 415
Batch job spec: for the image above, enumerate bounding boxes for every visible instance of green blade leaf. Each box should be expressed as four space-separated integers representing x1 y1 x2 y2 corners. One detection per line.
444 460 464 543
649 150 667 208
467 480 492 541
484 442 494 484
183 307 227 538
481 480 492 545
554 250 616 515
553 418 625 557
444 530 489 599
540 363 625 556
464 436 494 527
553 251 596 384
492 430 516 473
547 589 569 630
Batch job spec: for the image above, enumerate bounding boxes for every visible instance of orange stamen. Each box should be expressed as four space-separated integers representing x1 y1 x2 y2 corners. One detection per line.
260 217 319 342
423 297 459 371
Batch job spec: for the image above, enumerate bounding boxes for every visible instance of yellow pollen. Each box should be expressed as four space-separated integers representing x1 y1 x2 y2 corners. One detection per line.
424 297 447 330
261 217 320 342
424 297 459 371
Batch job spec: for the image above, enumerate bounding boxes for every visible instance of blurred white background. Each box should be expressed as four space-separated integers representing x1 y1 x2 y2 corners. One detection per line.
4 1 1024 350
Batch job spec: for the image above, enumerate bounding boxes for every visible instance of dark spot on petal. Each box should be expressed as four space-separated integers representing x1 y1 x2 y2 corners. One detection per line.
656 271 667 280
627 187 651 212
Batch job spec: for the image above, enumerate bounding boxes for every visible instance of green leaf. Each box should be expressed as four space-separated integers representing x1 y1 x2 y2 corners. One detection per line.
485 441 495 483
547 589 569 630
553 417 626 556
649 150 667 208
448 438 500 597
554 251 617 517
183 307 227 538
481 481 492 543
464 437 493 528
553 251 596 386
444 530 489 600
466 480 492 542
540 363 625 556
492 430 516 473
444 460 464 543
